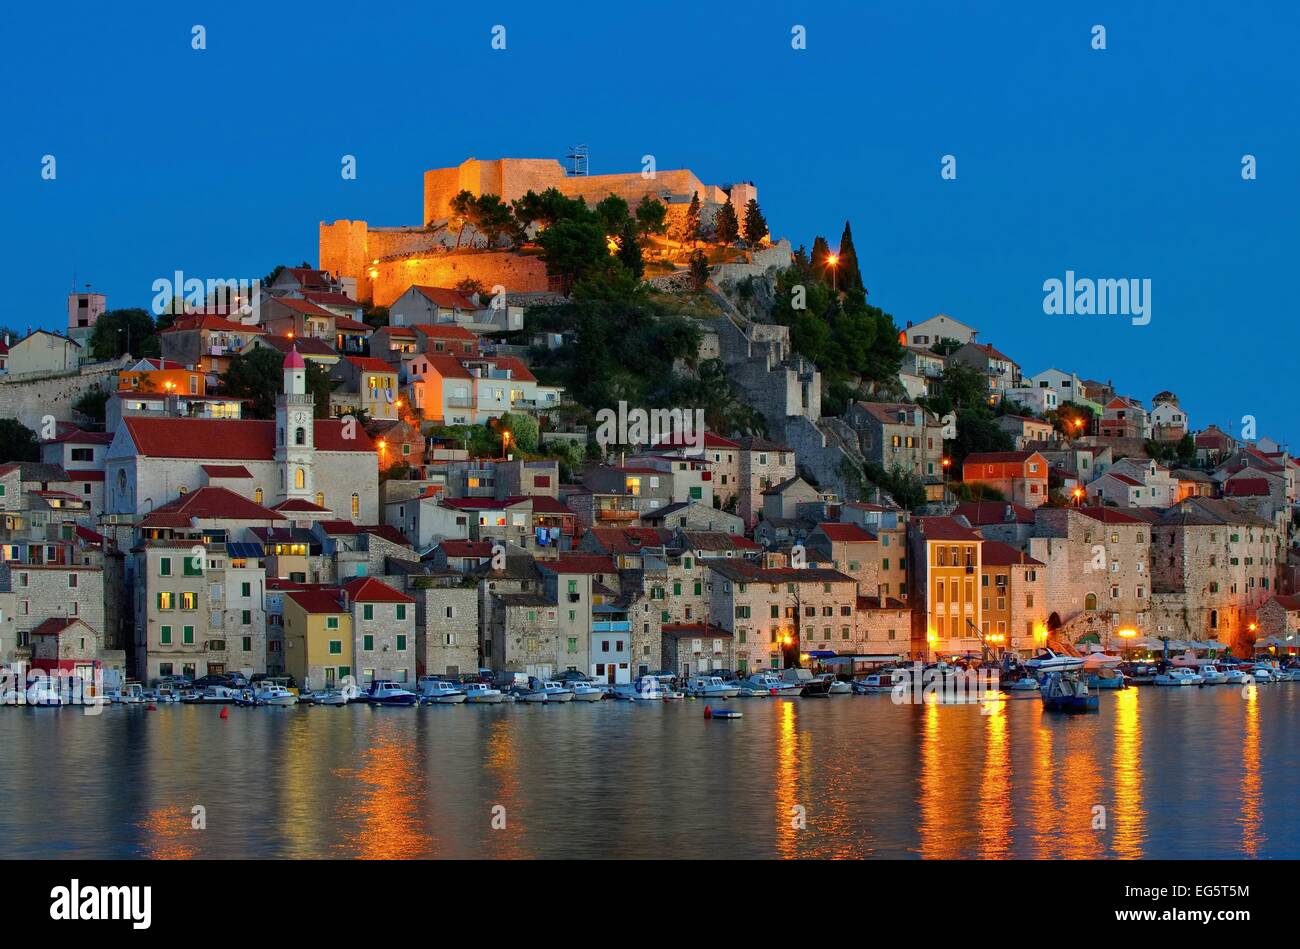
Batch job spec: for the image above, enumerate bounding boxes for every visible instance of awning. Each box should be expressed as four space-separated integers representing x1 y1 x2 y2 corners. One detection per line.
805 650 839 658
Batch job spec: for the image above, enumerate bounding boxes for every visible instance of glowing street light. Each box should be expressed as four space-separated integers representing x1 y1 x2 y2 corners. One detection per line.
826 253 839 291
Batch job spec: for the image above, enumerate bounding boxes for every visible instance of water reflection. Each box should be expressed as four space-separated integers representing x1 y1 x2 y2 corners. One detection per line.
1110 688 1145 858
137 805 197 860
484 717 529 859
978 704 1010 858
1240 687 1263 857
334 719 432 859
775 700 800 858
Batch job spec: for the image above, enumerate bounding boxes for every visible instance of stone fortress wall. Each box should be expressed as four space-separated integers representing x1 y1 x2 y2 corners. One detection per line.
321 157 758 306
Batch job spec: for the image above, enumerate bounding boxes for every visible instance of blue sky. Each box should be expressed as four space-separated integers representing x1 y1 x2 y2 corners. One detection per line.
3 0 1296 444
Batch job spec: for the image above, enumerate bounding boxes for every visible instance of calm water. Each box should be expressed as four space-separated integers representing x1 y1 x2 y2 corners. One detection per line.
2 685 1297 859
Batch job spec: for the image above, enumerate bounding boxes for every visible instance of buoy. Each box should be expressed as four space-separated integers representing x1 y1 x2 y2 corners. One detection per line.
704 704 712 718
146 704 157 711
219 706 229 720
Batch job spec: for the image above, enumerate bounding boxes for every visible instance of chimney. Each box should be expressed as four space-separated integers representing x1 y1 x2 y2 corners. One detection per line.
1004 505 1014 523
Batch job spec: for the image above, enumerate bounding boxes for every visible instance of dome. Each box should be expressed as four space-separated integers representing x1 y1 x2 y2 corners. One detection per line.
283 347 306 370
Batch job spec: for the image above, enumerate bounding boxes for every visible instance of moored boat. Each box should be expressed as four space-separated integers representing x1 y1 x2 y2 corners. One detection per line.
417 677 468 704
686 675 740 699
364 680 419 706
1040 670 1098 712
462 682 506 704
613 675 664 701
1154 667 1203 687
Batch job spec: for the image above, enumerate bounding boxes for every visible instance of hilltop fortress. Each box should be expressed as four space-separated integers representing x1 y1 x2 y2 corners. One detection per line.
320 157 757 306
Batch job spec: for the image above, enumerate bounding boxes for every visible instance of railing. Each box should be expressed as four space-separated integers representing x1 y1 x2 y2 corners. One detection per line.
596 509 638 521
592 621 630 633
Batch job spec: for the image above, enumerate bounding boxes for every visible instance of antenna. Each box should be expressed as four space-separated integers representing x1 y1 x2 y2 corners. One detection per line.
565 144 589 177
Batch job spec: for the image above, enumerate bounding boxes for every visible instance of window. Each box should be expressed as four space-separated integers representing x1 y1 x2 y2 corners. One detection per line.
295 427 306 446
157 592 174 611
315 493 325 508
396 605 406 621
181 592 197 611
295 468 305 489
351 494 360 518
363 635 374 651
254 488 264 504
326 616 339 630
183 626 194 644
241 610 251 625
396 635 407 651
363 605 373 621
160 625 172 645
159 557 172 577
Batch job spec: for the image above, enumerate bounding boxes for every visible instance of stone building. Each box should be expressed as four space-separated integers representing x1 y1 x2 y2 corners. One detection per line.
485 592 560 679
343 577 416 684
979 541 1047 656
844 402 944 487
852 596 912 657
411 580 478 677
908 516 984 658
733 436 796 527
661 622 735 677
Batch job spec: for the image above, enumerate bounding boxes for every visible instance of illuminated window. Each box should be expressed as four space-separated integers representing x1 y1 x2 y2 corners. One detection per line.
254 488 263 504
351 493 360 518
315 492 325 507
295 468 305 489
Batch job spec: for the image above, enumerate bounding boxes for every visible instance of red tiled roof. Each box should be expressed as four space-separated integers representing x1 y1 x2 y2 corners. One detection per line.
342 577 414 604
346 356 396 373
963 451 1042 465
980 541 1044 567
67 470 105 482
411 286 477 310
915 517 982 541
410 322 479 341
160 315 268 335
586 527 672 554
1225 478 1271 497
285 589 347 614
814 522 876 543
202 464 253 479
30 617 86 637
505 495 574 515
419 353 474 380
333 317 372 332
651 432 741 451
47 429 114 445
1270 593 1300 612
272 498 330 512
138 486 285 527
283 267 331 287
123 417 375 458
274 297 335 318
1105 473 1143 487
1076 506 1145 525
439 540 495 558
540 554 617 574
478 355 536 383
301 291 361 309
257 334 337 357
953 501 1035 525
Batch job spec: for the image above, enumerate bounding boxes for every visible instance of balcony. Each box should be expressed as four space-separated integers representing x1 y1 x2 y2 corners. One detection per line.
596 509 638 522
592 621 631 633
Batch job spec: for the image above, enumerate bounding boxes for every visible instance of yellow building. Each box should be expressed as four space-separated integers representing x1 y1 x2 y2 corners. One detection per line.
979 541 1047 657
283 589 354 691
910 517 983 659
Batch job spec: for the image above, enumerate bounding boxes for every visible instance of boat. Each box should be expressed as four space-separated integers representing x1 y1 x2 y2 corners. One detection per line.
613 675 664 701
1004 677 1040 692
1276 667 1300 682
25 680 64 707
707 707 743 719
540 680 574 703
255 683 298 706
1221 667 1249 686
814 673 853 695
1026 649 1085 673
196 685 241 704
308 689 348 706
1118 662 1160 685
742 672 799 697
461 682 506 704
363 680 419 706
1087 667 1128 690
685 675 740 699
1154 667 1203 687
852 670 902 694
568 683 605 702
417 678 468 704
1040 670 1098 712
1197 665 1228 685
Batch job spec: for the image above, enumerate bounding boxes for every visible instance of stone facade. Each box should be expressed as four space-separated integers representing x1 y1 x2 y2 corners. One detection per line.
412 583 479 677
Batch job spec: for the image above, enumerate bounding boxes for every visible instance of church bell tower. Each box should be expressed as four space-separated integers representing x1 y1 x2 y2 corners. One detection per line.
275 347 315 502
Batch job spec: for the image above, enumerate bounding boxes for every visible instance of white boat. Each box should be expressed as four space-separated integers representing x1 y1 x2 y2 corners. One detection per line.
417 678 468 704
814 674 853 695
540 680 574 703
25 680 64 706
686 675 740 699
853 670 903 694
720 677 767 697
462 682 505 704
569 683 604 702
1221 667 1249 686
1026 649 1085 673
613 675 664 701
741 672 800 697
364 680 419 706
1005 677 1040 692
309 689 348 706
255 684 298 706
1197 665 1228 685
198 685 241 703
1276 667 1300 682
1154 667 1203 686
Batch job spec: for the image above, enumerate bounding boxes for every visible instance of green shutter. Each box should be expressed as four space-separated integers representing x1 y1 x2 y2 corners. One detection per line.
160 625 172 645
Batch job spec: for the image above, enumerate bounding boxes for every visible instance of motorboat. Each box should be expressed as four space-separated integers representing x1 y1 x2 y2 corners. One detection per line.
852 670 902 694
197 685 241 704
1004 676 1040 692
461 682 506 704
363 680 419 706
1040 671 1098 712
742 672 800 697
308 689 348 706
707 707 743 719
417 678 468 704
1221 667 1249 686
1197 665 1228 685
723 677 768 697
686 675 740 699
1154 667 1203 687
1276 667 1300 682
1087 667 1128 690
568 682 605 702
613 676 664 701
1026 649 1085 673
25 680 64 707
814 673 853 695
540 680 574 703
1118 662 1160 685
255 683 298 706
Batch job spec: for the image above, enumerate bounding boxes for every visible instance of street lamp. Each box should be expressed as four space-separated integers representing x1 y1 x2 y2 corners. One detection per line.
501 429 512 459
826 253 839 291
1071 487 1084 507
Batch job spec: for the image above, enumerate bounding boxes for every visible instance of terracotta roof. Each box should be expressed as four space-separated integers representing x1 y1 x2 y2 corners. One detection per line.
410 322 478 341
300 291 361 309
681 531 761 551
283 347 306 371
160 315 267 335
438 540 495 558
1225 478 1271 497
272 498 330 512
1076 506 1145 525
342 577 415 604
30 617 87 637
813 522 876 543
285 589 348 614
539 554 617 574
201 464 253 479
586 527 674 554
952 501 1034 526
46 429 114 445
1104 473 1143 487
123 417 375 458
282 267 331 287
257 334 337 357
346 355 397 373
410 286 477 310
1270 593 1300 612
67 470 105 482
965 341 1018 365
139 486 285 527
963 451 1042 465
419 353 474 380
652 432 740 451
980 541 1044 567
914 517 982 541
333 317 372 332
274 297 335 318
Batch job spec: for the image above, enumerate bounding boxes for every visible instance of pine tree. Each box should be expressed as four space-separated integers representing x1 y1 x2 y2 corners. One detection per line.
742 199 768 246
684 191 701 243
838 220 864 293
688 249 710 292
714 198 740 244
617 219 644 279
810 236 832 274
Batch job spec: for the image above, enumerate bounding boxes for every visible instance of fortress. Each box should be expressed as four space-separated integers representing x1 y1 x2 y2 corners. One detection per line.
320 157 757 306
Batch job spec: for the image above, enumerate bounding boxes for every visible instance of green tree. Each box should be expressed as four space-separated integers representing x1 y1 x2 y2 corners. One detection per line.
743 199 768 246
220 347 284 418
617 219 644 279
714 198 739 244
0 418 40 462
837 221 864 294
683 191 702 243
512 187 586 229
498 411 539 453
73 385 110 427
635 196 668 238
688 249 710 292
89 308 160 360
810 236 832 274
306 361 338 419
595 194 631 233
537 217 611 294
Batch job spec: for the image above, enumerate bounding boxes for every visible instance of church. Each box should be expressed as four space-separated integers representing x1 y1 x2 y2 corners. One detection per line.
105 348 380 522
